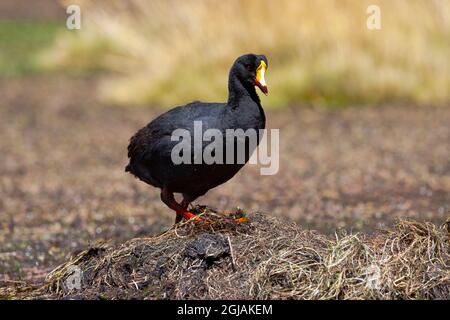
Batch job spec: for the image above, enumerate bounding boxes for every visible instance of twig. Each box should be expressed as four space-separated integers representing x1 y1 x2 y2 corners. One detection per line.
227 236 237 272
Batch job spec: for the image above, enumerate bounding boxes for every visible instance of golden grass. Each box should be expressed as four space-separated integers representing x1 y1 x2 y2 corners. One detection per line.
42 0 450 107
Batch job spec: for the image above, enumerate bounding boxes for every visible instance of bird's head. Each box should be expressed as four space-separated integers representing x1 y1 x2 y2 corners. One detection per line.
231 54 268 95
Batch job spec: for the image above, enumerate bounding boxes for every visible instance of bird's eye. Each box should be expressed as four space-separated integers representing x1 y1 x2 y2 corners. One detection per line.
244 63 252 71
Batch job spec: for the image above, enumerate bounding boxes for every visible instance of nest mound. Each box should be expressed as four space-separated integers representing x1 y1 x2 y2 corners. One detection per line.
6 207 450 299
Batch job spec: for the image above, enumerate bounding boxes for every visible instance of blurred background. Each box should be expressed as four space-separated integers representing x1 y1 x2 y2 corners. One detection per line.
0 0 449 286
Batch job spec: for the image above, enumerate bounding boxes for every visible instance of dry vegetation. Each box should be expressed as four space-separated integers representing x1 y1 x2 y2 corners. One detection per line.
42 0 450 107
3 207 449 300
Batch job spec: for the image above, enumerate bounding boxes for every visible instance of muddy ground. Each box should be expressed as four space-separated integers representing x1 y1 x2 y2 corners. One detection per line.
0 75 449 289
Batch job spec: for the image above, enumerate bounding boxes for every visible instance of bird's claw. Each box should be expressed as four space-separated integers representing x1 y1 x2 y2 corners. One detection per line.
182 211 203 223
180 210 247 225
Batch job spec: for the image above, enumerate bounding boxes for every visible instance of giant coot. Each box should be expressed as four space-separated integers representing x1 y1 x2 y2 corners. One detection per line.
126 53 268 223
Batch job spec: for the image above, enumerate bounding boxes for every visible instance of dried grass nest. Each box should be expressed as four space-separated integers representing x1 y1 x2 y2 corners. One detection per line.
4 206 450 300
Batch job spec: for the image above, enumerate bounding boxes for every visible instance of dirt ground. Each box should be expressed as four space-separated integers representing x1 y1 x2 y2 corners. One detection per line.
1 75 449 289
0 0 64 21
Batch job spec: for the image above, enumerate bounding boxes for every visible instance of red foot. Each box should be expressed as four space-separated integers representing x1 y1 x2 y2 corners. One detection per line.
180 210 202 222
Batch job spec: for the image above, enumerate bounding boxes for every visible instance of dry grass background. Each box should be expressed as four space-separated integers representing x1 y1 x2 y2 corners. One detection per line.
42 0 450 107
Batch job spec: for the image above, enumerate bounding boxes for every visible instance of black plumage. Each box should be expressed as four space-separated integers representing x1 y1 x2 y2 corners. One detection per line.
126 54 268 223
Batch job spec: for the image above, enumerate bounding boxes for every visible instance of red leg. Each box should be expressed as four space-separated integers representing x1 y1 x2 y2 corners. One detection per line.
180 198 190 210
160 188 198 223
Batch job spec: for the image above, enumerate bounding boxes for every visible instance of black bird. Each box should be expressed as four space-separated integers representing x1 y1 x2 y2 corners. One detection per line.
126 53 268 223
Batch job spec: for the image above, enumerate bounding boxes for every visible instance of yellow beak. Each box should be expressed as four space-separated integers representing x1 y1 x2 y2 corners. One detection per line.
255 60 268 95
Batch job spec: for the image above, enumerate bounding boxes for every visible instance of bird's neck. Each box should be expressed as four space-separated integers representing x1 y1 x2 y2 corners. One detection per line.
227 75 261 108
